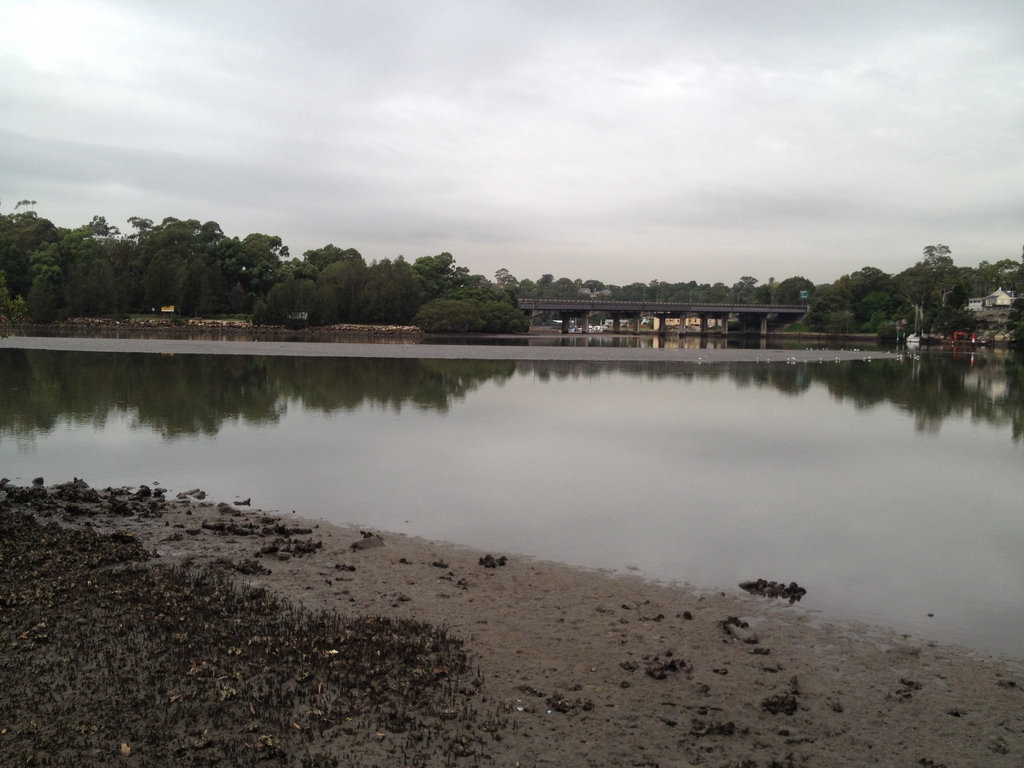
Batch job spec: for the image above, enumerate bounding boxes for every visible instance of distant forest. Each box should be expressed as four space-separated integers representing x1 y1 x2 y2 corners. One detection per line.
1 203 1022 337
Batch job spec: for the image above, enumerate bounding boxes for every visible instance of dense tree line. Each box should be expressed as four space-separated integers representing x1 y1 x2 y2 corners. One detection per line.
1 203 1021 337
499 247 1024 339
0 205 525 332
0 271 28 330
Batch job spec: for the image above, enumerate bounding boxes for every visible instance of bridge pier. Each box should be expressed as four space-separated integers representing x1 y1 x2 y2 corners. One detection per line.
557 310 592 333
737 313 771 336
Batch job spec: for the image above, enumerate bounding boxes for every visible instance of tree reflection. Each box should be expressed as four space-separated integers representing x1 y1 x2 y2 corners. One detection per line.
1 350 1020 441
0 351 516 438
516 354 1024 440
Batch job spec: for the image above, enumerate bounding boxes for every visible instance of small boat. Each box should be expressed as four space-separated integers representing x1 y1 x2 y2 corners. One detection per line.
906 307 924 345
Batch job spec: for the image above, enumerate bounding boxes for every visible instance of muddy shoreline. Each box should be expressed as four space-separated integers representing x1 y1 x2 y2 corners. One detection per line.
2 479 1021 767
0 334 884 363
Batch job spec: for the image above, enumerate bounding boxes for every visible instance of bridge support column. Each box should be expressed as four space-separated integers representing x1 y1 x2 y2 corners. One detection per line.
760 316 768 336
699 316 708 335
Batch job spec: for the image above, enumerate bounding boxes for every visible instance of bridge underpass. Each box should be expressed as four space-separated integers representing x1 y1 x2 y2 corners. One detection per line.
517 299 806 336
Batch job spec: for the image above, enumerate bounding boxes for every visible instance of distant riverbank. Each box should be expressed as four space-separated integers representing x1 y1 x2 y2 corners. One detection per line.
12 316 423 339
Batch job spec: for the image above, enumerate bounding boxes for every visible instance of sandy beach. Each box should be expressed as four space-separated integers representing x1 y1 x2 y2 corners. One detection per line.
2 479 1021 767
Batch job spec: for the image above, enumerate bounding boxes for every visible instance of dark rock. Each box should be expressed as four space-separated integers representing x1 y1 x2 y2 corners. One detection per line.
224 558 270 575
761 693 798 715
351 535 384 551
517 684 545 697
739 579 807 603
644 656 690 679
722 615 759 642
546 692 593 713
691 718 736 737
893 678 923 700
201 520 255 535
289 539 321 555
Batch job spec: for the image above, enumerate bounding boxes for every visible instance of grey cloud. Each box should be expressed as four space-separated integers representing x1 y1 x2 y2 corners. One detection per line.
2 0 1022 284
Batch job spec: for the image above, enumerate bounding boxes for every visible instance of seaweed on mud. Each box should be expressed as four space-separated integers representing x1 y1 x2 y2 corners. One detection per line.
0 509 488 767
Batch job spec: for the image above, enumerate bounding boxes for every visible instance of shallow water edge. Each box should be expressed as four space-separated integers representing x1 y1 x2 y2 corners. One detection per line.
0 335 882 362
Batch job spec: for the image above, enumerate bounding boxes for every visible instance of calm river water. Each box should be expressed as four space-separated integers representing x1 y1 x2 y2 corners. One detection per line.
2 340 1022 657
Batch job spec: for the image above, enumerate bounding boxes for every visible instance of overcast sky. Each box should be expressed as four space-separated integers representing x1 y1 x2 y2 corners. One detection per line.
2 1 1021 286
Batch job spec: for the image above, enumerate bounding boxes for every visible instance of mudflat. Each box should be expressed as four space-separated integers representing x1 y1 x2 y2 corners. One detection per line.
0 334 881 363
1 480 1021 767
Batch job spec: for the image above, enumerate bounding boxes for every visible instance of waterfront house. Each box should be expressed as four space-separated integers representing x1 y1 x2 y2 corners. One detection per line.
967 288 1016 311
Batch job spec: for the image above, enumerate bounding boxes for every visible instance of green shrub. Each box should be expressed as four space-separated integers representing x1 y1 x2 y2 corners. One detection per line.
413 297 529 333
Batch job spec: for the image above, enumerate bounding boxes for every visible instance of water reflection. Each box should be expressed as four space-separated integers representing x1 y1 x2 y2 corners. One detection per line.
0 351 516 438
23 324 880 351
2 346 1023 656
2 349 1021 441
426 333 873 350
426 334 729 348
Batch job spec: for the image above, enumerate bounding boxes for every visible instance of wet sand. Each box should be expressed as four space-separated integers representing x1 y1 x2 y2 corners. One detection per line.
2 481 1021 767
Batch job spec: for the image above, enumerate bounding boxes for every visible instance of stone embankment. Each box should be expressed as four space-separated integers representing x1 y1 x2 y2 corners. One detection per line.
40 317 423 339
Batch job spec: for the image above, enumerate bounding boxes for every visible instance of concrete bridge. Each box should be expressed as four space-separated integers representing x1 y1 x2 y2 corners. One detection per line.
517 298 806 336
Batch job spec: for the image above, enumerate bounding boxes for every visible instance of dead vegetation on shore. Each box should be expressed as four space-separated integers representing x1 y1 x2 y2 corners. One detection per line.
0 481 492 767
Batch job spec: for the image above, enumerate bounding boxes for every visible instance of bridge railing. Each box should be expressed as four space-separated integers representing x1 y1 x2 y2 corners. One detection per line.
517 298 806 314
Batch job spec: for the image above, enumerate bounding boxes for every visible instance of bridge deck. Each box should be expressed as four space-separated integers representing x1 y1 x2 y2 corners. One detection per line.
518 298 806 315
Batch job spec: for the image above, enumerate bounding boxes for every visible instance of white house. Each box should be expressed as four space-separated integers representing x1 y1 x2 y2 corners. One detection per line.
967 288 1017 311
